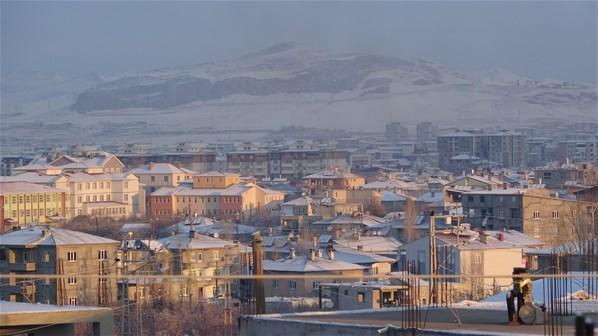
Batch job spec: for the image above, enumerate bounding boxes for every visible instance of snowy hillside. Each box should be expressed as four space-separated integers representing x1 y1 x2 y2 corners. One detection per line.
1 43 596 149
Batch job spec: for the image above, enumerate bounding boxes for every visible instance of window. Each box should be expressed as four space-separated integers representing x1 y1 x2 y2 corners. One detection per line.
181 287 189 296
86 183 90 189
533 211 541 219
69 297 78 305
151 176 156 182
99 182 103 189
106 182 110 188
552 211 559 219
77 196 82 204
67 251 77 262
273 280 279 289
98 250 108 260
124 194 129 201
77 183 82 191
213 251 219 260
289 281 297 290
93 183 97 189
86 195 90 202
43 252 50 262
124 182 129 188
68 274 77 285
312 281 320 289
498 209 504 218
357 292 365 303
164 176 168 182
480 195 485 203
195 252 202 262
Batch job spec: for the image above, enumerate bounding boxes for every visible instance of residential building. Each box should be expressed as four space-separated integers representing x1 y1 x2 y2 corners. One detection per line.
461 189 596 246
556 140 598 163
400 225 543 299
305 170 365 195
263 248 366 298
0 182 67 232
0 226 119 306
1 172 144 219
118 152 217 173
437 131 527 172
0 156 34 176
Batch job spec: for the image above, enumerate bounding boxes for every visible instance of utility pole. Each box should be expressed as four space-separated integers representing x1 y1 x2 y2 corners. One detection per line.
429 212 438 306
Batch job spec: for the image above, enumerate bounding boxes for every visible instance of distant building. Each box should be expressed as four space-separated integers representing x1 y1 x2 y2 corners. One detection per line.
437 130 527 172
385 122 408 144
416 122 437 143
556 140 598 163
304 170 365 195
0 226 119 306
0 156 34 176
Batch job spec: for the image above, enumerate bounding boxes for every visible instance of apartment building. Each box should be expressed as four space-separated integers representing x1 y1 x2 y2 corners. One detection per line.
0 182 67 232
0 156 34 176
118 152 217 173
263 249 366 298
461 189 597 246
226 144 350 179
0 226 119 306
144 231 250 303
556 140 598 163
150 171 284 221
129 163 195 217
2 172 143 219
437 131 527 172
385 122 408 143
304 170 365 195
416 122 438 143
14 153 125 175
400 226 542 298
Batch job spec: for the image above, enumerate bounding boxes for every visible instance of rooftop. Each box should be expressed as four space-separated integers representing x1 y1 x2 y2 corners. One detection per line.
0 182 64 194
0 226 119 246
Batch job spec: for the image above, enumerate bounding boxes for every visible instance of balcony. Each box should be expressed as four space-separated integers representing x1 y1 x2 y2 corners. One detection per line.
8 262 36 272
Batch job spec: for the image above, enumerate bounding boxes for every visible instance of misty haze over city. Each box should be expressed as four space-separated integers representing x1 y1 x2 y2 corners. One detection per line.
0 2 598 336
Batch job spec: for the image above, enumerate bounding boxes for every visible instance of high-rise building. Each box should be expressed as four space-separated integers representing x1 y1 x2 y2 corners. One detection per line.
416 122 437 143
437 130 527 171
384 122 408 143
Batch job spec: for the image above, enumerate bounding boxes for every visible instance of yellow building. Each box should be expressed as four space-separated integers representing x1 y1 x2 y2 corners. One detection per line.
1 182 66 232
1 172 143 220
192 171 240 189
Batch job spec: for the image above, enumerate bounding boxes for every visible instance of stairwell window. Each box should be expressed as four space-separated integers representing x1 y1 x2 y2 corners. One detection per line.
552 211 559 219
67 274 77 285
67 251 77 262
533 211 541 219
98 250 108 260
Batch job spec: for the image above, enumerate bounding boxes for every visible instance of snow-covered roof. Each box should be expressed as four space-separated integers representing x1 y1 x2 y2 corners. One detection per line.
0 182 63 194
334 236 402 253
129 163 196 175
159 232 241 250
0 172 62 185
264 255 366 273
304 170 361 180
0 226 118 246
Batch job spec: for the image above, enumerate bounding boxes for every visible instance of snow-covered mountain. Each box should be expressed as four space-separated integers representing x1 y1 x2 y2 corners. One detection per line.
1 43 596 150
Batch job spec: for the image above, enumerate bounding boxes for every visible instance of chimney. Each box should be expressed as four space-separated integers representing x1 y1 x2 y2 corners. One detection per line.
309 249 316 261
317 249 323 258
357 245 363 251
480 233 489 244
289 248 296 259
251 232 265 315
312 235 318 248
149 162 155 170
498 233 505 241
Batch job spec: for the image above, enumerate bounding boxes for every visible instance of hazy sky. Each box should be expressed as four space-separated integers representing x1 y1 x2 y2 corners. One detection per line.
2 1 597 83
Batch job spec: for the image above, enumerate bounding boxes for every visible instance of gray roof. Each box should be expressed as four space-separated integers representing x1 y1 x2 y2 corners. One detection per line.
0 300 112 314
0 226 118 246
159 232 241 250
264 255 365 273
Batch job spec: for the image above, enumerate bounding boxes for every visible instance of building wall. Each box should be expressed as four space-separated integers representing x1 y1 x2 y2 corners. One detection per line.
193 175 240 189
0 243 118 306
264 269 364 298
1 190 66 228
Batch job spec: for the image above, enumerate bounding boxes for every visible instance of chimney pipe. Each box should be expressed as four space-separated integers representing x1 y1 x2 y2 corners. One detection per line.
317 249 323 258
312 235 318 248
309 249 316 261
328 246 335 260
251 232 265 315
289 248 296 259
